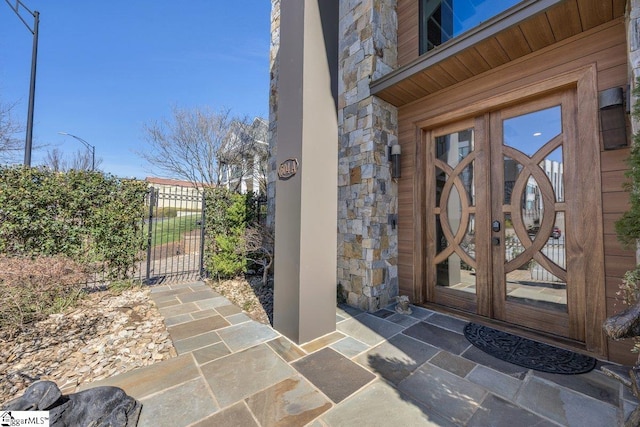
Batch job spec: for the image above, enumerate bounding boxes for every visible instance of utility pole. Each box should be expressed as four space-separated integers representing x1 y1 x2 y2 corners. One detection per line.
5 0 40 166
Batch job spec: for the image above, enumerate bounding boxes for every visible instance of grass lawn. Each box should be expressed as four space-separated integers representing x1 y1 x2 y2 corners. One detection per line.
145 214 201 247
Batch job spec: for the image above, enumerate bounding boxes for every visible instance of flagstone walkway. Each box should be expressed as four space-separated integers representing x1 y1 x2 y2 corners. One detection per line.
85 281 637 426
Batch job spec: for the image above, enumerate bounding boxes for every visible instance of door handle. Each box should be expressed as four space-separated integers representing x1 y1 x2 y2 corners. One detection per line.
492 237 501 246
492 220 501 232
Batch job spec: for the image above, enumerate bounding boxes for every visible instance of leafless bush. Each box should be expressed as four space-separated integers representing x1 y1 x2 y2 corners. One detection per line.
244 225 274 287
0 256 89 336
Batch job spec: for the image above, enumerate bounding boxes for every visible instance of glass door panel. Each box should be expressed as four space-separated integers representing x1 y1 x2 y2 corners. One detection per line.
425 88 584 340
489 89 584 340
501 105 567 314
433 127 477 297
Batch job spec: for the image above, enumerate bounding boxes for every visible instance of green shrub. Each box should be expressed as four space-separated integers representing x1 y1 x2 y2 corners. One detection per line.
156 207 178 218
614 79 640 355
203 189 261 279
616 148 640 247
0 166 148 279
211 234 246 277
616 79 640 247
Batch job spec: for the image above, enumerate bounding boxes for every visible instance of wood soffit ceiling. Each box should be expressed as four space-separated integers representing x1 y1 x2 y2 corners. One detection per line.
370 0 627 107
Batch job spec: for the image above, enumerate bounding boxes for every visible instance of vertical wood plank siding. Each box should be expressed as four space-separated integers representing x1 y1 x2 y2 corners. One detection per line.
397 0 418 67
394 18 633 362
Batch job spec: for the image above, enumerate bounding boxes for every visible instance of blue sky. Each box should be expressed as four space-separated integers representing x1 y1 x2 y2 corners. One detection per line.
0 1 271 178
453 0 520 36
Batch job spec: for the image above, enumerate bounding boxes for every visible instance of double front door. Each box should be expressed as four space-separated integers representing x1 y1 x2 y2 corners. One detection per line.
425 89 594 341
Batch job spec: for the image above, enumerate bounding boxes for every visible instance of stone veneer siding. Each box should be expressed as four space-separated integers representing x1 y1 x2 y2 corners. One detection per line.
268 0 400 312
629 0 640 262
337 0 399 311
266 0 280 231
630 1 640 141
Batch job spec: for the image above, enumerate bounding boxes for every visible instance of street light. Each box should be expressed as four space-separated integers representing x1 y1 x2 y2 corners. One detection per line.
58 132 95 171
5 0 40 167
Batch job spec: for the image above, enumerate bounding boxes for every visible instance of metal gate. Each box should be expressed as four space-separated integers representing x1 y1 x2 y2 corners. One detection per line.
136 186 206 284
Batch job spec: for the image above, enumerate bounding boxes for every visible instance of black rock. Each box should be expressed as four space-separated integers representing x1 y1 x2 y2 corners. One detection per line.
2 380 142 427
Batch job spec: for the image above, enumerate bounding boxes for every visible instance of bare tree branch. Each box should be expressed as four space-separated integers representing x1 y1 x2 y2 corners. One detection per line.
244 224 274 286
139 106 267 192
42 148 103 172
43 148 65 172
69 149 103 171
139 106 232 187
0 100 24 164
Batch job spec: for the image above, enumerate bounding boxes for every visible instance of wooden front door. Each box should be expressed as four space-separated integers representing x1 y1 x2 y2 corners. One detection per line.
425 88 591 341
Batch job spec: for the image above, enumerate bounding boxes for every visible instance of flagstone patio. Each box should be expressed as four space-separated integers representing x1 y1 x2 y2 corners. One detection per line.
84 281 637 426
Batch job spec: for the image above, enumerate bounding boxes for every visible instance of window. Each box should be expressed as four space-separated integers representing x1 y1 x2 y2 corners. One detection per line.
419 0 522 54
231 165 242 180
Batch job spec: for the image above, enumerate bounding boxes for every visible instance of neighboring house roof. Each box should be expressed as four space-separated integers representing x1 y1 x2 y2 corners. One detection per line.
219 117 269 160
145 177 213 188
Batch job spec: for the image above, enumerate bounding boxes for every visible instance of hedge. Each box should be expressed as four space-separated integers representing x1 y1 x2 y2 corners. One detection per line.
0 166 148 279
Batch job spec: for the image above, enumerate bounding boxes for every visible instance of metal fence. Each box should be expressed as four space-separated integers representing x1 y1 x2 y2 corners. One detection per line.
505 233 565 283
132 186 206 285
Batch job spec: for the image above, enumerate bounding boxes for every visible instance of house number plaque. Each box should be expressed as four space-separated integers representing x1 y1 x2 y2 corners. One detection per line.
278 158 299 179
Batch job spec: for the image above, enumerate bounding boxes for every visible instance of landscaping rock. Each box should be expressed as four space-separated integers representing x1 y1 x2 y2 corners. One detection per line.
208 276 273 325
0 288 176 403
3 380 142 427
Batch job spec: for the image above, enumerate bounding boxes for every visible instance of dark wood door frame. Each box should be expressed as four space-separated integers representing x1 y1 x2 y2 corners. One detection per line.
414 65 607 356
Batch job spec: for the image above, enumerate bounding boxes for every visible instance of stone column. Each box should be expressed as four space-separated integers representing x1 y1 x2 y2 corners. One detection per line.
272 0 339 344
336 0 399 312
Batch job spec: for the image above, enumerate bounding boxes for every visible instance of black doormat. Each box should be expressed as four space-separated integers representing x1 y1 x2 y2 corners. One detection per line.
463 323 597 375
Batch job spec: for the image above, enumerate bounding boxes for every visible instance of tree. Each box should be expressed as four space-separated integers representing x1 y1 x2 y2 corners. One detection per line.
43 148 103 172
43 148 64 172
140 106 267 191
0 100 23 164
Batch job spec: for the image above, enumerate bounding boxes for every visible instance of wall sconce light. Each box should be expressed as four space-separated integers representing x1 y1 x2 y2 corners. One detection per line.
599 87 628 150
390 144 401 179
